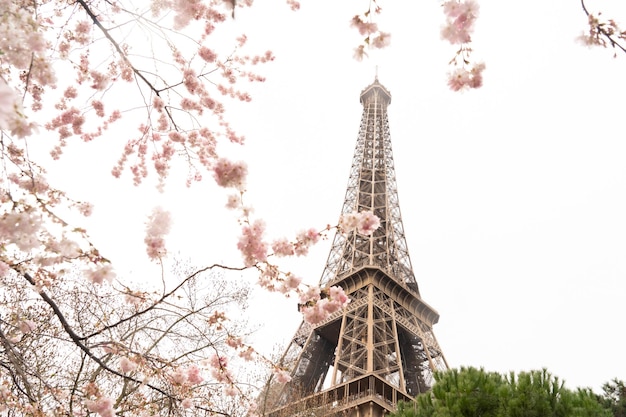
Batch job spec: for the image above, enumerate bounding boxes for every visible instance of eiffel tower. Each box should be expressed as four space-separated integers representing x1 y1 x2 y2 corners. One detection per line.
262 78 448 417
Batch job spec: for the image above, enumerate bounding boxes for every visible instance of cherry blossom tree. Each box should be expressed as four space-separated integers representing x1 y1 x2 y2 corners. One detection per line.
1 1 381 415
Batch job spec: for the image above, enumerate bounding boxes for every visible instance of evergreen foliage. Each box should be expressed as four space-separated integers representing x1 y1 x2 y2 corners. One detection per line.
390 367 612 417
600 379 626 417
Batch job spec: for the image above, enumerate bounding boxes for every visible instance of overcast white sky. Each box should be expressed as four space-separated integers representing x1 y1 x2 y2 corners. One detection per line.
44 0 626 393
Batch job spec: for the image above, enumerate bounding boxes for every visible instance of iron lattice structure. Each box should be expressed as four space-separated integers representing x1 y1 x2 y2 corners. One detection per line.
263 79 448 417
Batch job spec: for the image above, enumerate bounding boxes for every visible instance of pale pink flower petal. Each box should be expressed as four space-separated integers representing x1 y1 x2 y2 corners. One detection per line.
144 207 171 260
213 158 248 189
18 320 36 334
85 264 115 285
237 220 268 266
356 210 380 235
119 357 138 373
273 368 292 384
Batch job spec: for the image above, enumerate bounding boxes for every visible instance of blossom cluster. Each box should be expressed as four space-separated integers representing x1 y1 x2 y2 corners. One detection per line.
578 11 626 54
0 80 36 138
0 0 55 136
213 158 248 189
273 368 292 384
208 354 234 384
169 365 204 385
272 227 321 258
237 220 269 267
349 1 391 61
440 0 479 45
85 397 115 417
339 210 381 235
299 286 351 325
144 206 171 260
448 63 486 91
440 0 485 91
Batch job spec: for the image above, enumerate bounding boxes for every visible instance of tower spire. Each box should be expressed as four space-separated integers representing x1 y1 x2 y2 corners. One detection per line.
320 78 418 295
264 78 448 417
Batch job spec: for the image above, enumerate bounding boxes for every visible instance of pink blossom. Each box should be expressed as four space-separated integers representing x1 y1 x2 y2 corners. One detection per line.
224 384 238 396
225 194 240 209
293 228 320 256
448 68 471 91
153 96 165 111
186 365 204 385
64 86 78 99
18 320 36 334
181 398 193 409
286 0 300 10
353 45 368 61
226 336 243 348
144 207 171 260
339 212 359 232
169 368 187 385
124 292 144 306
339 210 381 235
209 353 228 369
119 357 137 373
329 286 349 305
298 285 321 305
0 261 9 278
302 303 328 324
273 368 292 384
319 298 340 314
209 354 234 383
350 16 378 35
85 397 115 417
442 0 479 18
213 158 247 189
183 68 200 94
90 70 110 90
447 63 485 91
91 100 104 117
440 0 479 45
239 346 255 361
1 211 42 251
300 286 350 324
283 274 302 290
168 131 185 142
237 220 268 266
371 32 391 49
258 264 279 291
85 264 115 285
198 46 217 62
0 81 22 131
74 20 92 43
272 238 294 257
356 211 380 235
78 202 94 216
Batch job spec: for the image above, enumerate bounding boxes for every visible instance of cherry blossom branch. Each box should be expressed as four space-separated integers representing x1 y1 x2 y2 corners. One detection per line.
350 0 391 61
74 0 187 135
580 0 626 54
441 0 485 91
75 0 158 98
79 263 247 341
